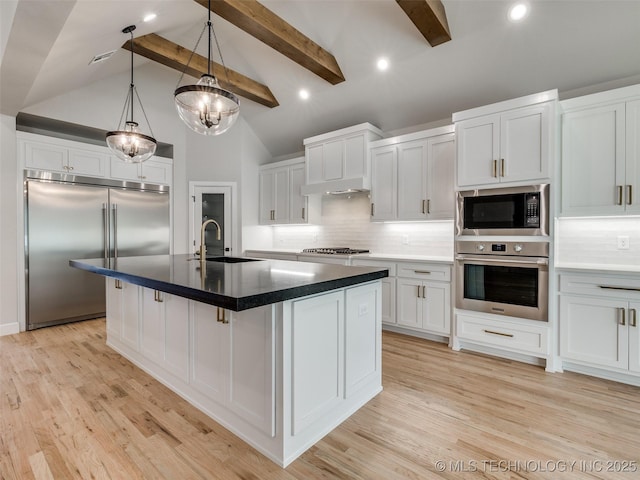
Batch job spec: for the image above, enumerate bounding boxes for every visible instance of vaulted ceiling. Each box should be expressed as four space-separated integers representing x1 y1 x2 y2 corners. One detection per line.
2 0 640 158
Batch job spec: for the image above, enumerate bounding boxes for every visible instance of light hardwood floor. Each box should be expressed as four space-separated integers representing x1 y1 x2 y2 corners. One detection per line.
1 319 639 479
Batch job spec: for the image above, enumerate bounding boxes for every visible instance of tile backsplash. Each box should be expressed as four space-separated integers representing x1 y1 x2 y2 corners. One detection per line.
271 193 454 257
555 217 640 266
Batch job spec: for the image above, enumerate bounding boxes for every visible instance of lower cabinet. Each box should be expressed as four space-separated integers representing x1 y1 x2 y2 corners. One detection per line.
559 272 640 378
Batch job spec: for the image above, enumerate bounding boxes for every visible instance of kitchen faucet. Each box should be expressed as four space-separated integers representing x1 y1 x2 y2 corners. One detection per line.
199 219 221 261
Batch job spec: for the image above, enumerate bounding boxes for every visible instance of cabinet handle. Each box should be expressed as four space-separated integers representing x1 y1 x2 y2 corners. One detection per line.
371 203 375 216
68 166 74 171
422 285 426 299
619 307 626 326
427 199 431 214
627 185 633 205
617 185 623 206
492 159 498 178
422 199 426 214
139 175 147 180
154 290 163 303
414 270 432 275
217 307 228 324
416 285 421 298
302 207 305 220
500 158 505 177
114 279 123 290
631 309 637 327
483 329 514 338
599 285 640 292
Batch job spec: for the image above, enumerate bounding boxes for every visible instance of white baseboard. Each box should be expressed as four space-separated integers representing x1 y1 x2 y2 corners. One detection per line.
0 322 20 336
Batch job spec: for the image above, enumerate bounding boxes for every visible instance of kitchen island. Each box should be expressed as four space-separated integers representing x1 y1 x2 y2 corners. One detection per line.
70 255 387 467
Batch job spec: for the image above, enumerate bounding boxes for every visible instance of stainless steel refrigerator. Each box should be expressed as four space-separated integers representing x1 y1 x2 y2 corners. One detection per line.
25 171 170 330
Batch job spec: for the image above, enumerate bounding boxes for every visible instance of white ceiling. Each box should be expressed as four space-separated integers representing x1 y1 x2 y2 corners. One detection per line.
2 0 640 158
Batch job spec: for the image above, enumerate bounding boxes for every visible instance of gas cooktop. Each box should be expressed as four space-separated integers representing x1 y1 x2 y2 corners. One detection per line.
301 248 370 255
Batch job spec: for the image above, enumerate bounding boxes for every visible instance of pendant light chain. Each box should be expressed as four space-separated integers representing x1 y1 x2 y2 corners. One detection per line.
133 86 155 139
175 23 207 90
129 29 135 123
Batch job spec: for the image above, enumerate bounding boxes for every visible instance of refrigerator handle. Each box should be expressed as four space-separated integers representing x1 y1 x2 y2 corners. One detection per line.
112 204 118 259
102 204 109 261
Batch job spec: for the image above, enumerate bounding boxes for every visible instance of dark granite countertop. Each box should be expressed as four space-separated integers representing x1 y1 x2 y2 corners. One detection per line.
70 254 388 311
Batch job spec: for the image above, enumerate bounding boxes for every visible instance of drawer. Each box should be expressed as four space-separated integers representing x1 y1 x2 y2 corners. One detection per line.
560 273 640 300
456 313 548 355
351 259 397 276
397 262 450 282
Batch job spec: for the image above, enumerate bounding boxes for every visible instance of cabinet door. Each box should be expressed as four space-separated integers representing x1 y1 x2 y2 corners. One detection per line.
109 157 140 182
105 278 123 340
629 302 640 374
163 293 189 380
306 144 324 184
273 168 290 223
397 140 427 220
68 148 107 177
140 160 171 185
141 288 165 366
626 100 640 214
191 302 229 403
344 133 366 179
560 296 628 370
426 134 455 220
323 139 344 181
423 282 450 335
500 102 551 183
396 278 423 329
456 114 500 187
24 141 68 172
289 163 307 223
381 278 396 325
561 103 625 215
120 282 140 351
370 146 397 221
259 169 275 224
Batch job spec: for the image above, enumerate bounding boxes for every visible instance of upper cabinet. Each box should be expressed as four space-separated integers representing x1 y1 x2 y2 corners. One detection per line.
301 123 384 195
370 126 455 222
259 157 318 225
560 84 640 216
453 90 557 189
19 132 173 186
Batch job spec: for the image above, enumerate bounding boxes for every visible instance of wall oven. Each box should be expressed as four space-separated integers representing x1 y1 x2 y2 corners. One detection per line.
455 241 549 322
456 184 549 236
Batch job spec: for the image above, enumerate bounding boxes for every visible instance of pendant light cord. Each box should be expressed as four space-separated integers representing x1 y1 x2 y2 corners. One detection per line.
129 29 135 123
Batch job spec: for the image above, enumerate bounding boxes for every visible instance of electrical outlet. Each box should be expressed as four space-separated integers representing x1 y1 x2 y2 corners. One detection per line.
617 235 630 250
402 235 409 245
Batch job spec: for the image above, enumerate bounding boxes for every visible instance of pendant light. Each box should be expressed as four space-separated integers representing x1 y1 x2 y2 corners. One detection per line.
174 0 240 135
106 25 157 163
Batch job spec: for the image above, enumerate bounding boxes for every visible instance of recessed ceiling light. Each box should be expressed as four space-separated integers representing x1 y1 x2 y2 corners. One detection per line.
299 89 310 100
143 13 157 23
508 3 529 22
376 58 389 71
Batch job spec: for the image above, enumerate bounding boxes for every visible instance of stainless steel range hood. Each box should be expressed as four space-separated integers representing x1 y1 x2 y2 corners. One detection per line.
300 177 369 195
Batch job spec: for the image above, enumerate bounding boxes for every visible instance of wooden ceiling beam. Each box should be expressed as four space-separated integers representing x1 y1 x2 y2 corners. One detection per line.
125 33 279 108
396 0 451 47
195 0 345 85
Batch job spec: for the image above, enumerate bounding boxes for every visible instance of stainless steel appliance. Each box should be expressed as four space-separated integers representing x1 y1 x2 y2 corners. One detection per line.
456 184 549 236
455 241 549 322
25 170 170 330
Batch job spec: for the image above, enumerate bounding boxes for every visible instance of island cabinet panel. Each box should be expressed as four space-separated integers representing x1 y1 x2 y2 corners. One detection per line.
228 305 276 437
191 302 230 404
120 282 140 351
291 291 344 435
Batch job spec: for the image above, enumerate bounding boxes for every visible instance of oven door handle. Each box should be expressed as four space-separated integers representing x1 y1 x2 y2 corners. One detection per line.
455 254 549 267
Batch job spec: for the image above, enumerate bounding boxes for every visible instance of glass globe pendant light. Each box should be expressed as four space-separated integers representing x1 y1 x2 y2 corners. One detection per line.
106 25 157 163
174 0 239 135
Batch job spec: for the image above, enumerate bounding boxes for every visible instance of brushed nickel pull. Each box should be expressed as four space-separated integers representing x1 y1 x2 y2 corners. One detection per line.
302 207 305 219
427 199 431 214
627 185 633 205
483 329 514 338
422 285 426 298
154 290 163 303
115 279 123 290
371 203 375 216
102 204 109 261
599 285 640 292
492 159 497 178
422 199 426 214
500 158 505 177
414 270 432 275
417 285 421 298
617 185 623 206
619 307 626 326
112 204 118 259
68 166 74 171
217 307 228 324
631 309 637 327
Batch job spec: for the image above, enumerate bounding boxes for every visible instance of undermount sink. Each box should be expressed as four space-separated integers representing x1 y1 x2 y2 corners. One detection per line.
205 256 263 263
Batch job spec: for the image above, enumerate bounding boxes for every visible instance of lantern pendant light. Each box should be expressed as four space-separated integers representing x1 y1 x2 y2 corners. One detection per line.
106 25 157 163
174 0 240 135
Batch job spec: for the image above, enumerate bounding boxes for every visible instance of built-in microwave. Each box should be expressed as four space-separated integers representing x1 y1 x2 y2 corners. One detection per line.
456 184 549 236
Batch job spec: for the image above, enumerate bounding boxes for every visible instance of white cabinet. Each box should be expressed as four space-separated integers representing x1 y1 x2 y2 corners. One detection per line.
259 158 317 225
370 127 455 222
109 157 172 185
24 138 107 177
351 259 396 325
560 85 640 216
559 272 640 377
396 268 451 336
301 123 384 195
454 91 556 188
105 278 140 351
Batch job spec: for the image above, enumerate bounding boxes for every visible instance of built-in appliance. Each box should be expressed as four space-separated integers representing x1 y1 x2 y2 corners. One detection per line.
455 241 549 322
301 247 370 255
456 184 549 236
25 170 170 330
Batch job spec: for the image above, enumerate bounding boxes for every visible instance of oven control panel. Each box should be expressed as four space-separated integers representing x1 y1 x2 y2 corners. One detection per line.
457 241 549 257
